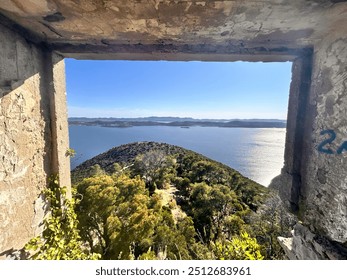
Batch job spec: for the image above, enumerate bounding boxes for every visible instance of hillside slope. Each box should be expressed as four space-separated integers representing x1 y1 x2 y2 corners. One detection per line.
72 141 257 186
71 141 292 260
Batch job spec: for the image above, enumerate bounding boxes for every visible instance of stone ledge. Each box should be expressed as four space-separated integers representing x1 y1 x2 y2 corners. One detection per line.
278 223 347 260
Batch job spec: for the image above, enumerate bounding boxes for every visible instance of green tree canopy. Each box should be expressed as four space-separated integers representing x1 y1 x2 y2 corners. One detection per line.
76 174 160 259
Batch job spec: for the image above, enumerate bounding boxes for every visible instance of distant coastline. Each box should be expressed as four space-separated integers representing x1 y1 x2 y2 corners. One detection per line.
68 117 287 129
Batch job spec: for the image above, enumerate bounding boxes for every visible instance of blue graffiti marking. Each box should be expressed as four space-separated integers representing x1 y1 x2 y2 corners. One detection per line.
337 141 347 154
318 129 347 155
317 129 335 154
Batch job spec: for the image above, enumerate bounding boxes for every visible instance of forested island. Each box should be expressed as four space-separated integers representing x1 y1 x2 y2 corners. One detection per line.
69 117 286 128
69 142 294 260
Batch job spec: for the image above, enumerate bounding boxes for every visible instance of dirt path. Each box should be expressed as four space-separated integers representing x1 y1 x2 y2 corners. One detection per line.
155 186 186 222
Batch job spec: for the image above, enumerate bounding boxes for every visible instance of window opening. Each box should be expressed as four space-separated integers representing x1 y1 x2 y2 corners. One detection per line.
66 59 292 186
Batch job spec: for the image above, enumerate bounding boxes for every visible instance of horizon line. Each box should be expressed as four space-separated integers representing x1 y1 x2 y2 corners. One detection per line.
68 116 287 121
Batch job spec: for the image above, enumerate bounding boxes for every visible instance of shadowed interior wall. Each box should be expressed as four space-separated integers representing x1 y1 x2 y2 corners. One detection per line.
0 23 70 258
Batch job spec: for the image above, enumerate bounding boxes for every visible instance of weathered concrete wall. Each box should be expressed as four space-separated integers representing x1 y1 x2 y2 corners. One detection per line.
277 31 347 259
49 53 72 194
302 34 347 243
0 23 70 259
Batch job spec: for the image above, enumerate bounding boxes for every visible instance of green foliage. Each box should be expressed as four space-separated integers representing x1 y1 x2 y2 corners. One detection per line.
132 150 176 191
187 182 246 242
152 209 196 260
25 176 100 260
70 143 288 260
247 193 296 259
76 174 161 259
65 148 76 157
75 172 206 260
176 152 269 211
137 248 158 260
90 164 105 176
189 160 230 185
212 232 264 260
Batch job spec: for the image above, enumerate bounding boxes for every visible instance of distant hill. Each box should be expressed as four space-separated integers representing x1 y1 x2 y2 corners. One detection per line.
68 117 286 128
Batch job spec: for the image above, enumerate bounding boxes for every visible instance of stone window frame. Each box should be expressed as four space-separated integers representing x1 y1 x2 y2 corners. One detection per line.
61 48 313 212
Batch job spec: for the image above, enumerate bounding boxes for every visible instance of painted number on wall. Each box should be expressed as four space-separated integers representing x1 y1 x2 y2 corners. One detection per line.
318 129 347 154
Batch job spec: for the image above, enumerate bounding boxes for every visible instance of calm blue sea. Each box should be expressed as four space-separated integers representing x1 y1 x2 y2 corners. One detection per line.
69 125 286 186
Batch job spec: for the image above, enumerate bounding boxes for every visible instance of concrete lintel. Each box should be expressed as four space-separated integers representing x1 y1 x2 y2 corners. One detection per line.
0 13 44 45
52 42 312 62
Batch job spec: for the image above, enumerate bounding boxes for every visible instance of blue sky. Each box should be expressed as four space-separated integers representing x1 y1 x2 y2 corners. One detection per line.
66 59 292 119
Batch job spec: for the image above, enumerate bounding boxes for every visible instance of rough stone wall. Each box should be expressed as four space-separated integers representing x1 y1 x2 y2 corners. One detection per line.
0 23 70 259
278 32 347 259
48 53 71 194
278 223 345 260
302 34 347 243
